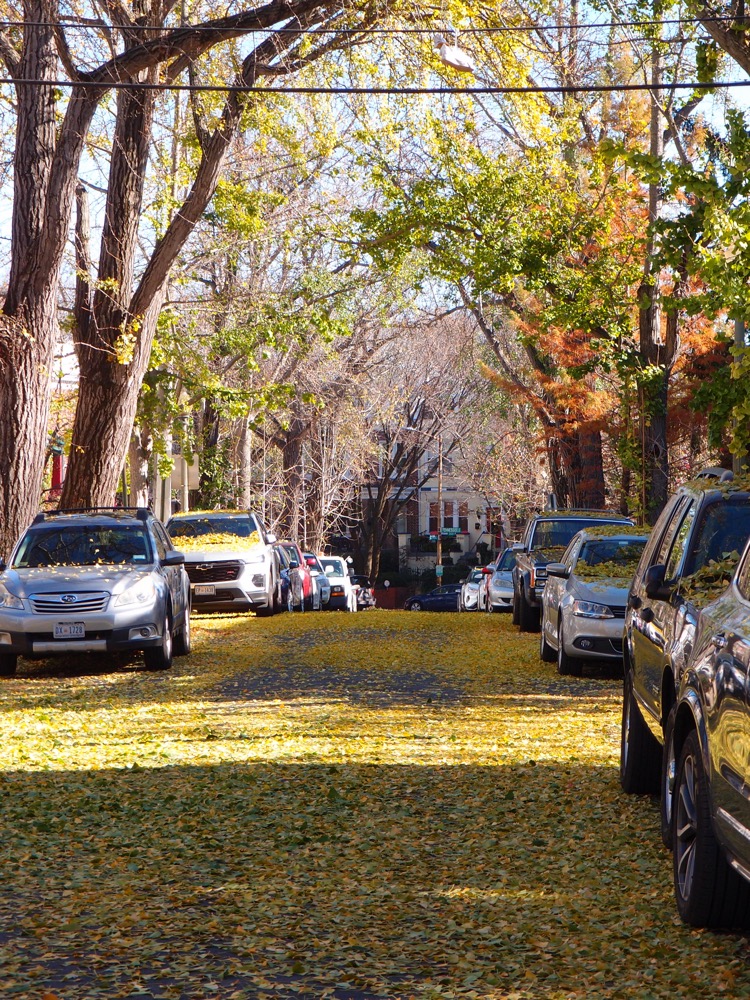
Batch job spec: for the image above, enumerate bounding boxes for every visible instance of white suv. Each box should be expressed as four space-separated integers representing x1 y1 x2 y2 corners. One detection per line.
166 511 279 616
320 556 358 612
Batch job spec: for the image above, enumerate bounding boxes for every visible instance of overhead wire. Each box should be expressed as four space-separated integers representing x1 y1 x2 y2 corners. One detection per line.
0 13 746 33
0 77 746 94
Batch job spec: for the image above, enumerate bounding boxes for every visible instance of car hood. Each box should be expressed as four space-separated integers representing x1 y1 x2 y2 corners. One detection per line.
4 566 154 597
175 543 265 563
569 575 630 605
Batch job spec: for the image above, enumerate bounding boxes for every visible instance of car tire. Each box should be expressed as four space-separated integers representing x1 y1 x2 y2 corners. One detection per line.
619 668 661 794
673 730 750 928
410 601 422 611
540 620 556 662
173 603 192 656
518 585 540 633
556 622 582 676
0 653 17 677
661 704 678 848
144 609 174 671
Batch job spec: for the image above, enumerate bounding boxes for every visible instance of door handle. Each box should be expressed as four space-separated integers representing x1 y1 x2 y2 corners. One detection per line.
629 593 642 610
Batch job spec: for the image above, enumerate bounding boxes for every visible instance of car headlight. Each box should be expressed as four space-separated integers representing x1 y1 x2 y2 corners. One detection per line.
115 579 157 607
0 582 24 610
572 600 613 619
243 552 266 565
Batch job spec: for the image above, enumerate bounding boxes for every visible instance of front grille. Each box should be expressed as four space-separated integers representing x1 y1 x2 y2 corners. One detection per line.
30 591 110 614
186 562 242 584
609 606 627 618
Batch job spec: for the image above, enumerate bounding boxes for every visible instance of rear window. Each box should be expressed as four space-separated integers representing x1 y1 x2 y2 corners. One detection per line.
530 518 627 551
14 525 152 568
167 514 259 539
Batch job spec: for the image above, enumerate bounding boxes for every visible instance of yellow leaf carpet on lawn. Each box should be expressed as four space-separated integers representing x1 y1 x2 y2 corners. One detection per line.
0 612 748 999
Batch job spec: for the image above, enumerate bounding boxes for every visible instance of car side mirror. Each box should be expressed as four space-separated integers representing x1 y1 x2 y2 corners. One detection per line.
163 550 185 566
266 532 277 543
481 567 493 575
546 562 569 578
644 564 671 600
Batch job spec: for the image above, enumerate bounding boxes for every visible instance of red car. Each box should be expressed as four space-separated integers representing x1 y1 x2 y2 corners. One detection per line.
278 541 315 610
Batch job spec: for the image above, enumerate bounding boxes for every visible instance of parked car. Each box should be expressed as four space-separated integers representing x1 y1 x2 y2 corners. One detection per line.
486 549 516 613
0 507 190 676
619 470 750 855
320 556 358 611
459 568 485 611
166 510 279 615
304 552 331 608
667 548 750 928
274 543 299 611
351 575 377 610
512 510 633 632
404 583 462 611
279 541 317 610
540 527 649 675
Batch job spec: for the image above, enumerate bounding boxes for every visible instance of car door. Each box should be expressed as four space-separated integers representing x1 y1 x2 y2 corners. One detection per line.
153 522 184 621
630 496 694 721
695 558 750 860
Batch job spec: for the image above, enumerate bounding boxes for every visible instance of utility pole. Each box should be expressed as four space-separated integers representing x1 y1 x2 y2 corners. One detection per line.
436 433 443 581
734 318 749 476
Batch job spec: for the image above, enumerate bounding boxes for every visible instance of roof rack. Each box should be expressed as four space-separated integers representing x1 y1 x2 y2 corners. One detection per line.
693 467 734 482
32 507 152 524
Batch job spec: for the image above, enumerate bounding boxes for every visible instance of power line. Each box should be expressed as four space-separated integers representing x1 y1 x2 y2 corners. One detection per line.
0 14 744 35
1 76 747 94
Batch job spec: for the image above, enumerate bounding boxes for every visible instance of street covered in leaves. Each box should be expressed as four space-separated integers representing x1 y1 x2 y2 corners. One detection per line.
2 611 750 1000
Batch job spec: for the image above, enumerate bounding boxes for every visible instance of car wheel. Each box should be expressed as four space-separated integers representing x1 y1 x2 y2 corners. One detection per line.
556 622 582 676
673 730 750 928
0 653 17 677
661 704 677 848
144 609 174 671
619 668 661 794
518 586 540 633
539 619 556 662
410 601 422 611
173 603 192 656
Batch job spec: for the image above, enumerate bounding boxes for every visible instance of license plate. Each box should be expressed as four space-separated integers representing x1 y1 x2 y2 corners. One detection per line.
194 584 216 596
54 622 85 639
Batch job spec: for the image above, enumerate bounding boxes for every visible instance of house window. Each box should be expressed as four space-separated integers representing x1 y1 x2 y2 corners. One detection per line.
443 501 455 530
458 502 469 533
429 501 439 534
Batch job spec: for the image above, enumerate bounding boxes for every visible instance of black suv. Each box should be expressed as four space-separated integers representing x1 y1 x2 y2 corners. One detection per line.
619 471 750 928
620 473 750 839
512 511 632 631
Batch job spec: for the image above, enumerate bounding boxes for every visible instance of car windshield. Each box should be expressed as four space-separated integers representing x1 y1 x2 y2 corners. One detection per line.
168 514 259 539
531 518 625 550
322 558 345 576
576 538 647 578
496 549 516 571
468 569 483 582
14 525 152 568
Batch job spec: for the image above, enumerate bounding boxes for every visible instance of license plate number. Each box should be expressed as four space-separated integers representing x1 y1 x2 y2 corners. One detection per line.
54 622 85 639
194 585 216 596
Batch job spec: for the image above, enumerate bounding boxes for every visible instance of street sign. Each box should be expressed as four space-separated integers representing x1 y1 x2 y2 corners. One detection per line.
435 564 444 577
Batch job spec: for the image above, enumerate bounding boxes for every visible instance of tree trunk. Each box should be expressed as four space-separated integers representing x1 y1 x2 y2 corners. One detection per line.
128 425 153 507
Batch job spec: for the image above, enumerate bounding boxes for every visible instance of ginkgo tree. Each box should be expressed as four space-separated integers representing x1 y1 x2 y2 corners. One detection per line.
0 0 403 556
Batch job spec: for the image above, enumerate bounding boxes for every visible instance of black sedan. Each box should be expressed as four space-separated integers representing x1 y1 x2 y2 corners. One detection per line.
404 584 462 612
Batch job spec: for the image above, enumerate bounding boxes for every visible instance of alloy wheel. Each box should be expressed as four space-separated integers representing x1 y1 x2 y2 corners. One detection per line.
674 752 698 902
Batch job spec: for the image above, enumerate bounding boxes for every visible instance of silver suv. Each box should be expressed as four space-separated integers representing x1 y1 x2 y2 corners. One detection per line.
165 510 278 615
0 508 190 676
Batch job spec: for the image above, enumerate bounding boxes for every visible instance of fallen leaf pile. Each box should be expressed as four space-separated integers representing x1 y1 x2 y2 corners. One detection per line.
1 612 749 999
